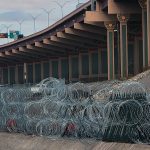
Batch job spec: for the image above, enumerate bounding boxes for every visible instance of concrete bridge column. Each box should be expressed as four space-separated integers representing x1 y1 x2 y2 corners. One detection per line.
41 62 44 80
49 60 52 77
58 58 61 79
139 0 148 69
15 65 18 84
79 52 82 80
8 66 10 84
98 48 102 80
117 14 130 79
33 63 35 84
104 22 115 80
147 0 150 66
89 50 92 80
134 37 140 75
24 63 27 83
1 68 3 84
68 55 72 82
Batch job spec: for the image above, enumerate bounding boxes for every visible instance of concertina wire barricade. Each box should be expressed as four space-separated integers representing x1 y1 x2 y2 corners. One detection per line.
0 77 150 144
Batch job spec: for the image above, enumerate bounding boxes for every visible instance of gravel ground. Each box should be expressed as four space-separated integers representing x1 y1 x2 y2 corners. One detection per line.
0 132 150 150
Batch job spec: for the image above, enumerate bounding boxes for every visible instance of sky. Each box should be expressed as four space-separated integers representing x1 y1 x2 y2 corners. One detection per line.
0 0 89 45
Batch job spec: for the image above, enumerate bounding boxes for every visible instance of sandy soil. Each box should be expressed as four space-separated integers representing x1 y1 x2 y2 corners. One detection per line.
0 132 150 150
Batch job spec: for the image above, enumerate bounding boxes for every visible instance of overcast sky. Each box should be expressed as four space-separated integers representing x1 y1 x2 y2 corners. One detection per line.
0 0 89 45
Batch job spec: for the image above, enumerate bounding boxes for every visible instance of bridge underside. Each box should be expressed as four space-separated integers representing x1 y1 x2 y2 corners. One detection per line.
0 0 149 84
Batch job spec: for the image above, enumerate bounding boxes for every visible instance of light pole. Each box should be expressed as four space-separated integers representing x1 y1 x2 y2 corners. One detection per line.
30 14 41 33
0 25 5 33
16 19 25 34
41 8 55 26
53 0 71 18
2 24 13 42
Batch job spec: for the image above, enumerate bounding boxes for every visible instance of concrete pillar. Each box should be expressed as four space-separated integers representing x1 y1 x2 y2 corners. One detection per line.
117 14 130 79
147 0 150 66
24 63 27 83
89 50 92 80
79 52 82 80
134 37 140 75
139 0 148 69
1 68 3 84
98 48 102 80
104 22 115 80
58 58 61 79
33 63 35 84
41 62 44 80
8 66 10 84
49 60 52 77
15 65 19 84
68 55 72 82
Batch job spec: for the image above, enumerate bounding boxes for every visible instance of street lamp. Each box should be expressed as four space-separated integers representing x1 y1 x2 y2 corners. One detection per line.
0 25 5 33
53 0 71 18
30 14 41 33
1 24 13 42
16 19 25 34
41 8 55 26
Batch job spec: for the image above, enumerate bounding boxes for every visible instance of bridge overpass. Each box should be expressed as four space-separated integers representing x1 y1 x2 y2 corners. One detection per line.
0 0 149 84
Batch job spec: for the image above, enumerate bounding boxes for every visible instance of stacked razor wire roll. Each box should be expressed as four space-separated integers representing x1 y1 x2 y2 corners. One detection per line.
0 78 150 144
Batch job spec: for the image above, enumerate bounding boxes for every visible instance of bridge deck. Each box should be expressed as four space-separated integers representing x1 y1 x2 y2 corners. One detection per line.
0 132 150 150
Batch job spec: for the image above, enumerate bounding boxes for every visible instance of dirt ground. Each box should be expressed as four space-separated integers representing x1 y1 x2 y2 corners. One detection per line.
0 132 150 150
